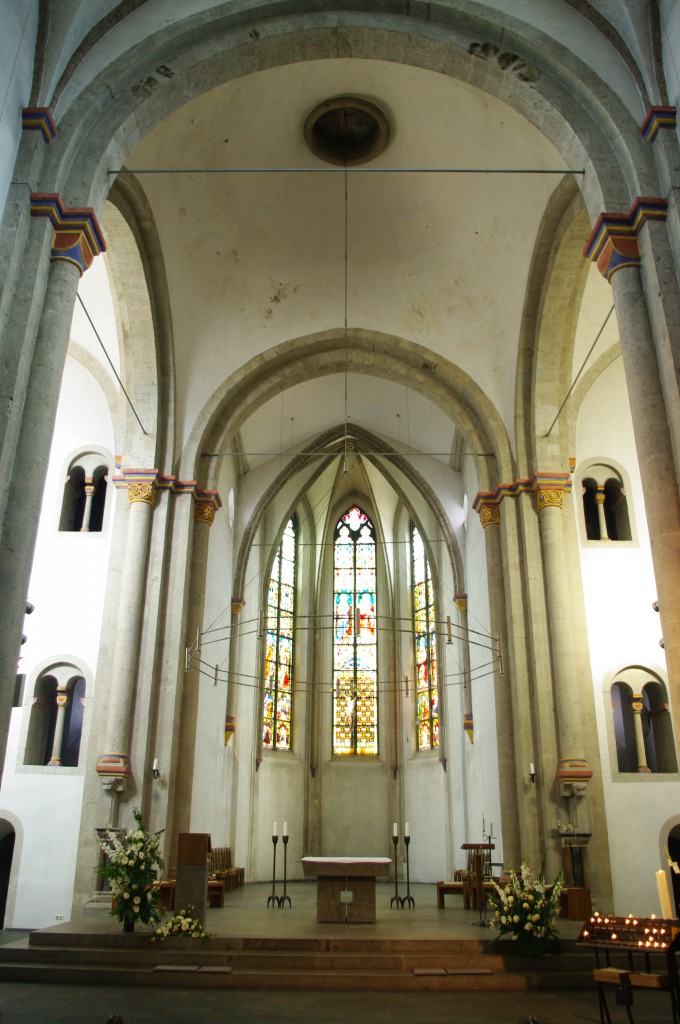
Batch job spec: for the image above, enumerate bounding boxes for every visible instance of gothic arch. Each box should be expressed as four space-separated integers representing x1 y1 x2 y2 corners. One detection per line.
187 330 511 492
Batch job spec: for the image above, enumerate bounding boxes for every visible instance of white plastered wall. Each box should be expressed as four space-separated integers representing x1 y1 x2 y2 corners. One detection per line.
575 356 680 916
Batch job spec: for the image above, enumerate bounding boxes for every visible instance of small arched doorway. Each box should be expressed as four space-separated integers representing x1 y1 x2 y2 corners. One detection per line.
0 821 16 928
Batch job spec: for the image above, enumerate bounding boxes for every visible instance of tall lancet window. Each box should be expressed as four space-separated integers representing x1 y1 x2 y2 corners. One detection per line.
333 506 378 755
262 517 296 751
411 524 439 750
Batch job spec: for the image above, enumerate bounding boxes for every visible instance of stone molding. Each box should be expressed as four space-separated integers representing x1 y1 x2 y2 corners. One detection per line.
583 196 668 282
112 469 221 515
640 105 677 143
21 107 57 143
29 192 106 274
473 472 572 524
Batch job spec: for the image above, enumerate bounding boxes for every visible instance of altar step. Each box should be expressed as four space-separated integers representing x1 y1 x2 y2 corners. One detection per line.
0 933 594 992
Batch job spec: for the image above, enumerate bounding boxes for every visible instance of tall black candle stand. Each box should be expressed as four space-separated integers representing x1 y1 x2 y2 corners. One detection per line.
267 834 281 907
279 834 292 907
402 835 415 908
390 834 402 907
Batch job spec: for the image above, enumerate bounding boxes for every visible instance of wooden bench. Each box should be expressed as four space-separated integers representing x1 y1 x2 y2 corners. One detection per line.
437 878 498 910
436 881 465 908
155 877 225 911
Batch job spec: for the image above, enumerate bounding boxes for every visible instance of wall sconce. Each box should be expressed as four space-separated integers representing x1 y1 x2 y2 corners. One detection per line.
151 758 160 780
529 762 536 784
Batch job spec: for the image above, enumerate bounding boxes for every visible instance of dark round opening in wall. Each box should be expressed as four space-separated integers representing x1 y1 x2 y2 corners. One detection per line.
304 97 390 166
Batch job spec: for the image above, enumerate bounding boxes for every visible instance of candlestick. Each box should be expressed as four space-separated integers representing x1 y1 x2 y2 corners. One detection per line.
390 832 402 908
267 834 280 907
403 834 415 908
280 834 291 908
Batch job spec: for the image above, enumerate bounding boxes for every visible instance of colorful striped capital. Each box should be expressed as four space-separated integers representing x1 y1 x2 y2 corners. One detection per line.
30 193 106 274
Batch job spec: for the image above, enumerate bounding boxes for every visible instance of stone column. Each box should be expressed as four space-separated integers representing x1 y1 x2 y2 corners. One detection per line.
0 194 105 774
532 474 592 805
95 470 158 802
585 200 680 742
454 594 474 743
81 481 95 532
630 694 651 773
471 495 522 868
173 493 221 836
595 487 610 541
47 688 70 766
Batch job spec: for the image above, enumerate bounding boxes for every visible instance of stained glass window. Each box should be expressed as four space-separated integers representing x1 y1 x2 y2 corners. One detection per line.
262 517 296 751
411 524 439 750
333 506 378 755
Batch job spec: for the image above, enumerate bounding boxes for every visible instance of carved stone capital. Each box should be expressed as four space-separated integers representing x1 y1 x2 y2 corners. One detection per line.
475 499 501 528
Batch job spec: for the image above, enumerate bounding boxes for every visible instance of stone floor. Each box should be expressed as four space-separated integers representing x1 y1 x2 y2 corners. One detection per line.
0 883 675 1022
0 979 675 1023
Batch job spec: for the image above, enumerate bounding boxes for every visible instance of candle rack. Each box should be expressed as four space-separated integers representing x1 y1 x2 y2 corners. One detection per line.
267 834 281 907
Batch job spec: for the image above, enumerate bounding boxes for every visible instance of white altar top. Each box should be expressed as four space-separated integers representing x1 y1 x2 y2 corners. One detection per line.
301 856 392 877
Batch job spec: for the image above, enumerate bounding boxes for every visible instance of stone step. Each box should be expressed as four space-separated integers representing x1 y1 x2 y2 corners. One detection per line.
0 934 594 992
0 957 594 992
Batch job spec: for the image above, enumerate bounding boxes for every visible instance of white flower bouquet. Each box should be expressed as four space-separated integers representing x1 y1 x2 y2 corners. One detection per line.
489 861 563 950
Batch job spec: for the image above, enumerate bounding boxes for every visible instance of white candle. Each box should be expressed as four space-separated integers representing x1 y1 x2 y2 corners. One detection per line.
283 821 288 837
656 870 673 918
529 762 535 775
405 822 410 837
273 821 278 837
152 758 159 772
392 822 398 837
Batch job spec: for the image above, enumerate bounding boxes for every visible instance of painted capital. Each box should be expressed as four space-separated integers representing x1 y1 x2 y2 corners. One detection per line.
533 473 570 513
22 107 57 143
583 197 667 282
193 490 221 526
55 689 70 708
453 593 468 613
473 497 501 528
630 694 645 714
641 105 677 143
231 596 246 615
95 752 131 792
115 469 159 507
30 193 106 274
556 756 592 797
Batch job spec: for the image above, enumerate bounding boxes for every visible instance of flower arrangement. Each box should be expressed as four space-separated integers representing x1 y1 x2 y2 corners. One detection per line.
150 908 209 942
489 861 563 951
97 808 164 931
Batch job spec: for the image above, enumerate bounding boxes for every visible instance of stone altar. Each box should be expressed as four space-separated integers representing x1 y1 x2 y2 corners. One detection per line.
301 856 392 923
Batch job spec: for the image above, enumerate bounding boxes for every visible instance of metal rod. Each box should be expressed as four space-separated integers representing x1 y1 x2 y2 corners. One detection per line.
76 294 148 436
110 167 584 175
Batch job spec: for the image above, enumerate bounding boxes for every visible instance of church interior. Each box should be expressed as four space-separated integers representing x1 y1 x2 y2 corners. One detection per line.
1 0 680 948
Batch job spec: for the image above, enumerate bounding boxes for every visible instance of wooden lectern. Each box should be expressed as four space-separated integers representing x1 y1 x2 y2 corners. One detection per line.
175 832 211 924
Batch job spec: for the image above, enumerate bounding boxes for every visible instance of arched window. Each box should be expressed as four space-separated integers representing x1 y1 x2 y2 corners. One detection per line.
332 506 378 755
23 672 86 767
262 517 296 751
411 523 439 750
60 462 109 532
611 676 677 773
581 470 631 541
